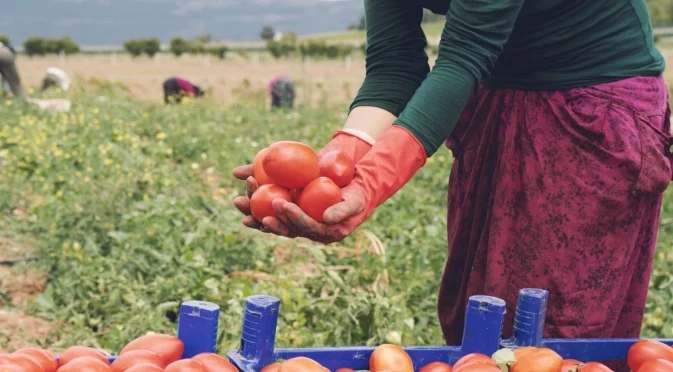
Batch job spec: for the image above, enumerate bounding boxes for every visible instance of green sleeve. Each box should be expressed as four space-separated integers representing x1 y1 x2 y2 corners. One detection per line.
349 0 429 117
395 0 525 156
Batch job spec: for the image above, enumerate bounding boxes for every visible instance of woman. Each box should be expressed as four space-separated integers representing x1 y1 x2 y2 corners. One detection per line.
234 1 669 367
268 74 295 109
162 77 204 104
0 41 24 99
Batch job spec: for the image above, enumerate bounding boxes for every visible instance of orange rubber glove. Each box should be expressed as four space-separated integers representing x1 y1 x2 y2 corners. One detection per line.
266 125 427 243
318 129 374 164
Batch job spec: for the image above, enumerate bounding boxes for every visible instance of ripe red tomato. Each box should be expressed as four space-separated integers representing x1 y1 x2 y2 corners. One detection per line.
0 365 22 372
510 347 562 372
318 150 354 187
0 354 42 372
14 347 58 372
370 344 413 372
260 362 281 372
250 184 292 222
59 346 110 367
164 359 208 372
296 177 342 223
120 334 184 366
278 357 329 372
335 368 355 372
263 141 320 189
628 340 673 371
191 353 237 372
419 361 452 372
578 362 613 371
453 363 500 372
561 359 582 372
56 356 112 372
124 363 165 372
452 354 495 370
110 350 164 372
290 189 302 203
637 358 673 372
253 148 272 186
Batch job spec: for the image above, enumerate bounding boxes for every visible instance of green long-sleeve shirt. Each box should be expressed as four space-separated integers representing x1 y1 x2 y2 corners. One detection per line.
350 0 665 156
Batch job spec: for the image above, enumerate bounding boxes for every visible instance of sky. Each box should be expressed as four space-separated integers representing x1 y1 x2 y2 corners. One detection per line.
2 0 365 46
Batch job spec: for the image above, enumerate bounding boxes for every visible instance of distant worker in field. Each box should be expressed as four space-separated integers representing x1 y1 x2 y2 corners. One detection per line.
234 2 669 371
0 41 24 100
162 77 204 104
41 67 70 93
268 74 295 109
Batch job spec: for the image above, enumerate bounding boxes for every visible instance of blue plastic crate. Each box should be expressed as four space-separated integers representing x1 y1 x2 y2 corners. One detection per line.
502 288 673 362
227 294 507 372
226 288 673 371
54 300 221 364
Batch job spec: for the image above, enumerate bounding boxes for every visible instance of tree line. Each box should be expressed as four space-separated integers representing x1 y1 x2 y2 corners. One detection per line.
123 35 228 58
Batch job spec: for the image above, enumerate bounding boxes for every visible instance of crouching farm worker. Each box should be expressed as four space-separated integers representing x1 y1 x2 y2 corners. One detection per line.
268 74 295 109
0 41 24 100
233 1 671 371
41 67 70 93
163 77 204 104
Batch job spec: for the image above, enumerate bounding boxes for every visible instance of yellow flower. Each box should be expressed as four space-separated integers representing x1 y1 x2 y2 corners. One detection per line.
201 153 207 160
191 163 199 170
104 158 113 166
156 132 167 140
83 176 90 183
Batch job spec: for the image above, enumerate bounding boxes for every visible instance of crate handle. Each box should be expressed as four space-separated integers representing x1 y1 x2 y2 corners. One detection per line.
178 300 221 358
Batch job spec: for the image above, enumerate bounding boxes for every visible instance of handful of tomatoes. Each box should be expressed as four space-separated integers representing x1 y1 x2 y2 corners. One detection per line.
257 344 627 372
0 333 238 372
251 141 355 223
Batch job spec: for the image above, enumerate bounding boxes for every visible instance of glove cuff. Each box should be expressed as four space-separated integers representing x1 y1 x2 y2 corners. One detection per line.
334 128 376 146
354 125 427 218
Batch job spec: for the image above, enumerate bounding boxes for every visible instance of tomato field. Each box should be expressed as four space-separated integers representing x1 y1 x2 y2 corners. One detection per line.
0 62 672 358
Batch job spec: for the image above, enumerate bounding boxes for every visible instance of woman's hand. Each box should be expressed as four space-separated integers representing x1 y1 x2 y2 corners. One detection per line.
252 126 428 244
265 181 369 244
231 164 261 230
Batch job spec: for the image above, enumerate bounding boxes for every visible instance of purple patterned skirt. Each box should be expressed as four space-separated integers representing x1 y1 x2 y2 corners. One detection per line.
439 76 672 370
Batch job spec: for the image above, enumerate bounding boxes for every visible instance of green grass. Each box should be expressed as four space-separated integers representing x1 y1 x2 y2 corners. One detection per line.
0 80 672 355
